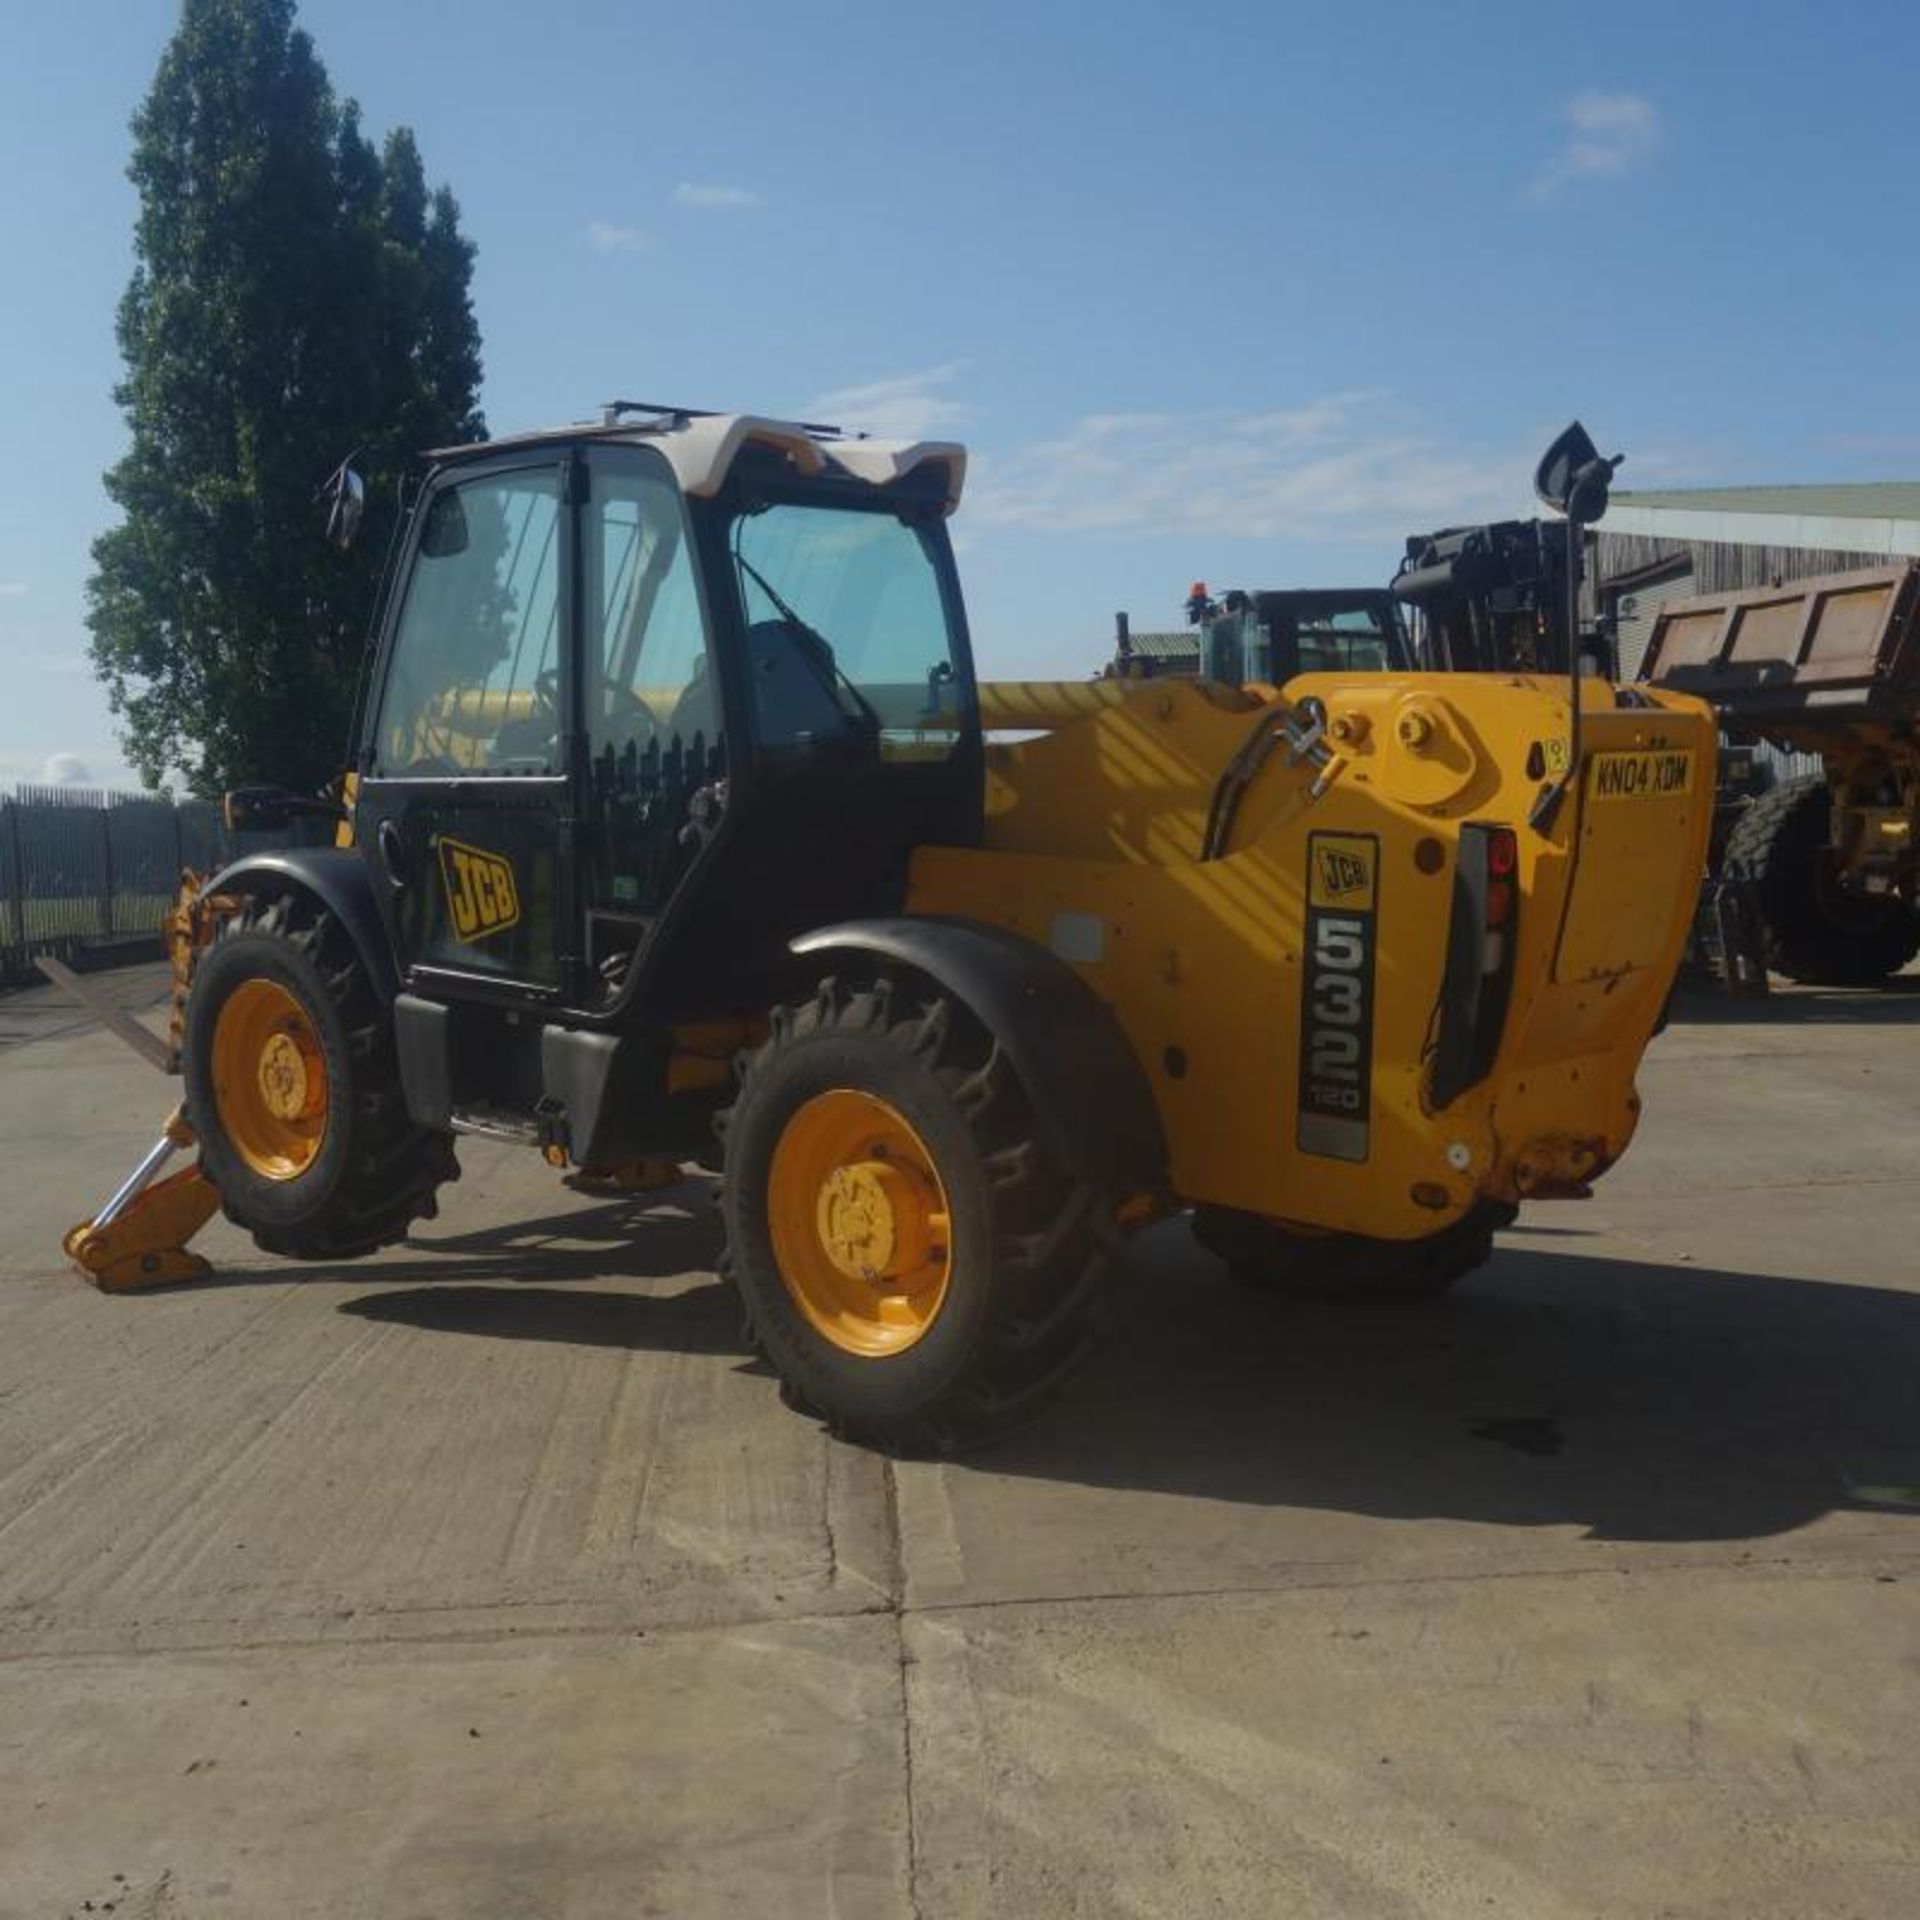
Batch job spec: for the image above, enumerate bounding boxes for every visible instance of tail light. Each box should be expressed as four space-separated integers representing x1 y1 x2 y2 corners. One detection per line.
1428 825 1519 1109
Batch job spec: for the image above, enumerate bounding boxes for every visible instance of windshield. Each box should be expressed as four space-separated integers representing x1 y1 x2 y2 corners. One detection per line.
1284 604 1406 673
728 502 967 761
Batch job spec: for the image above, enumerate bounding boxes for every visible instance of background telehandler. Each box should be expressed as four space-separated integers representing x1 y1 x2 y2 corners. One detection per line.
62 406 1714 1451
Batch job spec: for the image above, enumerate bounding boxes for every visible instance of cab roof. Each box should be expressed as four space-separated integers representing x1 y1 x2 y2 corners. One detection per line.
426 407 968 515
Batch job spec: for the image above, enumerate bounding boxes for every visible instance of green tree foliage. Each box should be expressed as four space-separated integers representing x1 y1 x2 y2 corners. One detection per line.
88 0 484 793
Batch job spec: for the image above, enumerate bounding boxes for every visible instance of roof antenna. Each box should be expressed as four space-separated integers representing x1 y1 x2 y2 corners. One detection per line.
599 399 717 428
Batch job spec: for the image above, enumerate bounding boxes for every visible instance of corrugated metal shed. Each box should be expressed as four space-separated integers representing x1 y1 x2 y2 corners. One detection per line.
1605 483 1920 559
1123 630 1201 666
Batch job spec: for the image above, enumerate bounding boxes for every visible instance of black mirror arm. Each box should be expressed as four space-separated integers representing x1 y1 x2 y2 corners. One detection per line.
222 785 348 833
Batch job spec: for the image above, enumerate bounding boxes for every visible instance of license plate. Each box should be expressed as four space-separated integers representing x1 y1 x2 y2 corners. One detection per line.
1587 748 1692 802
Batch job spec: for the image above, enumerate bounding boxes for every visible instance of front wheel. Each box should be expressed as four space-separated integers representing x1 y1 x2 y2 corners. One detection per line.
717 974 1115 1453
182 891 458 1260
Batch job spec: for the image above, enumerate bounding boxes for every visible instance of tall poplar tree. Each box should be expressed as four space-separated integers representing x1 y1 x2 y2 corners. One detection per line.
88 0 485 793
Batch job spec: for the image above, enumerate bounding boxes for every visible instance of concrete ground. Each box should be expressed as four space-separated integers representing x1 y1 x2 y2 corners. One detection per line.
1 965 1916 1919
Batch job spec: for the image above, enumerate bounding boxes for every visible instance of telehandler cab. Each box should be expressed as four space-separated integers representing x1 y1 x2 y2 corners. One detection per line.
63 405 1715 1452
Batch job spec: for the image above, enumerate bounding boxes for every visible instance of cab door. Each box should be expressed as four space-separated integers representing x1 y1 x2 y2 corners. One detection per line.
354 456 579 1003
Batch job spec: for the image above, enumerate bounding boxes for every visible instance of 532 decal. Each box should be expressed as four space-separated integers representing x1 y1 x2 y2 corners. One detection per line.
1297 831 1378 1163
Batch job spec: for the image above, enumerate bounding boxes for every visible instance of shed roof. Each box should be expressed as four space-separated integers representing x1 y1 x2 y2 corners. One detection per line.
1613 483 1920 519
1123 630 1200 660
1602 482 1920 558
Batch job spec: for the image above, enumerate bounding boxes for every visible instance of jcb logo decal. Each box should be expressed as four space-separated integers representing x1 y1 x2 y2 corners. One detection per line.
1308 834 1377 913
437 837 521 941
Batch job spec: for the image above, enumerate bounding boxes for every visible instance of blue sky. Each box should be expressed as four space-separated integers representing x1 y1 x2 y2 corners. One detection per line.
3 0 1918 789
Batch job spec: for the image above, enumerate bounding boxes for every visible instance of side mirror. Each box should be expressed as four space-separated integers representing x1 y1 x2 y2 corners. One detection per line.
322 460 367 551
1534 420 1622 526
222 785 348 832
418 486 470 558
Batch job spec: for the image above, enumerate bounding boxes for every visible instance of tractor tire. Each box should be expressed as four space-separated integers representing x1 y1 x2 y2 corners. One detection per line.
1721 774 1920 985
717 973 1116 1454
1192 1200 1513 1303
182 891 458 1260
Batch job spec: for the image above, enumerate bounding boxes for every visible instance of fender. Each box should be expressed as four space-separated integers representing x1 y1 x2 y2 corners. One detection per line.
203 848 402 1003
791 915 1167 1201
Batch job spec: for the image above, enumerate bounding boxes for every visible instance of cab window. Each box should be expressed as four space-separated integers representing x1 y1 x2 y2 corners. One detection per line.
589 460 714 764
585 453 720 931
371 469 563 777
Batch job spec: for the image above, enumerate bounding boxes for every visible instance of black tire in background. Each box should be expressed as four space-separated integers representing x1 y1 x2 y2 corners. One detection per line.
717 973 1117 1454
183 891 458 1260
1192 1200 1513 1303
1721 774 1920 985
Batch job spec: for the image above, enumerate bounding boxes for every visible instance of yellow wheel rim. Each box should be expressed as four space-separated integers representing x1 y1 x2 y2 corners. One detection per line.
211 979 328 1180
767 1089 953 1357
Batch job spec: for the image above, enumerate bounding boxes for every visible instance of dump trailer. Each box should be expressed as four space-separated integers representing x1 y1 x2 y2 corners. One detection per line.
62 405 1714 1453
1640 562 1920 985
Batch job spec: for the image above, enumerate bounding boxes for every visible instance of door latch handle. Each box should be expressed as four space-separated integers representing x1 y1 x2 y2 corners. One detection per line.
678 778 729 851
377 817 409 887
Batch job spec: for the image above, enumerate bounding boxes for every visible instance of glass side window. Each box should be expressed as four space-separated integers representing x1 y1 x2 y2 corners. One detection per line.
590 462 713 760
728 503 965 760
586 456 720 926
371 469 563 777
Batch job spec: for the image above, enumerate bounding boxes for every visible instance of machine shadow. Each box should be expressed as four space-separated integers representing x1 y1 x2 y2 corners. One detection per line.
303 1183 1920 1548
330 1178 736 1353
179 1175 723 1293
192 1176 728 1290
974 1226 1920 1545
1670 980 1920 1027
340 1281 737 1355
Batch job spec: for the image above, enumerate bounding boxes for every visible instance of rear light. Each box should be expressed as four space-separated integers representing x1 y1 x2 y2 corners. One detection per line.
1428 824 1520 1109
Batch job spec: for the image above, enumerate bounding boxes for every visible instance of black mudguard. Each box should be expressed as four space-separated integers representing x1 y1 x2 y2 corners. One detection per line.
203 849 401 1003
791 916 1167 1202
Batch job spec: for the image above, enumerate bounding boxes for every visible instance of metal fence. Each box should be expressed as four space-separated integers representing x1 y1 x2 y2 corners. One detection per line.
0 786 325 984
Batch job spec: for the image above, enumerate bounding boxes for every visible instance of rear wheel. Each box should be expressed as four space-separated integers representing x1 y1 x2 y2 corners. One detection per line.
1722 774 1920 985
717 974 1116 1453
1193 1200 1512 1302
183 891 458 1259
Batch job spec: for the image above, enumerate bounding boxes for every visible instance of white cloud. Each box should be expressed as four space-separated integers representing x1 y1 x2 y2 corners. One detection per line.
42 752 93 786
0 581 25 597
1530 90 1660 199
673 182 766 211
585 219 650 256
805 364 972 441
968 392 1525 542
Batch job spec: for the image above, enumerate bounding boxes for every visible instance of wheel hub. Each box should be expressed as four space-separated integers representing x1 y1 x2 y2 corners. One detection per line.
767 1090 953 1355
210 978 329 1182
257 1031 311 1120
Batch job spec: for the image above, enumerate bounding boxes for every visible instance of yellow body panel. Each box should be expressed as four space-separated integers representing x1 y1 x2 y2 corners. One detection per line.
913 673 1714 1241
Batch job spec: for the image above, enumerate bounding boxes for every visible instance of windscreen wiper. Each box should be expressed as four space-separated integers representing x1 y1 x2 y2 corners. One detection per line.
732 547 882 736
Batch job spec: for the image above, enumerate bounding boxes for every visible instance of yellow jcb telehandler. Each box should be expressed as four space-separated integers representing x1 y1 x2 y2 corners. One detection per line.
62 408 1713 1451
